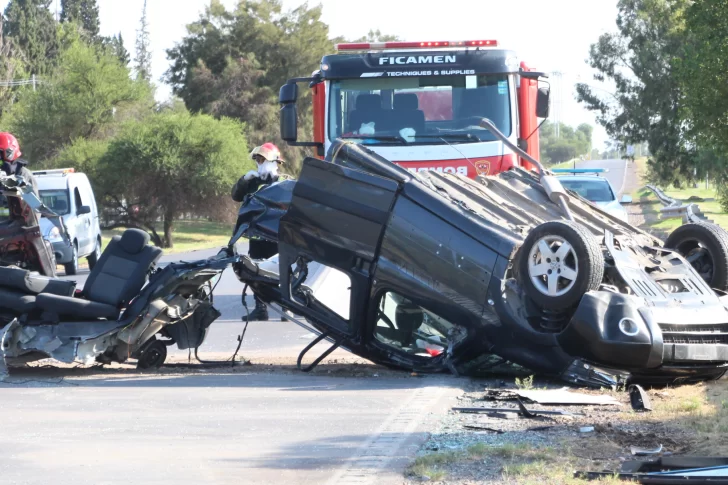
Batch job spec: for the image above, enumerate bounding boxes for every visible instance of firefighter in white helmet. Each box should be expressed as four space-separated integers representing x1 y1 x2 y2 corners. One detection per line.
231 142 284 321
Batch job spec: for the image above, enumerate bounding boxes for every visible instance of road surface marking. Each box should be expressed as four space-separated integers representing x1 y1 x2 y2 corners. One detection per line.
327 381 448 485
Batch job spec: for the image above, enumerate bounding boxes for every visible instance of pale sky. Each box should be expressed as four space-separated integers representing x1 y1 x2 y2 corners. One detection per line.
4 0 621 148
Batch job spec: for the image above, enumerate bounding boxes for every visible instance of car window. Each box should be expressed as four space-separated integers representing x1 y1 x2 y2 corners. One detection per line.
559 179 615 202
374 292 455 358
74 187 83 211
39 189 71 216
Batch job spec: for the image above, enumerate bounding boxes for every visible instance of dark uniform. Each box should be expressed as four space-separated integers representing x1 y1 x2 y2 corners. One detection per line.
231 170 280 260
1 159 40 197
232 143 285 322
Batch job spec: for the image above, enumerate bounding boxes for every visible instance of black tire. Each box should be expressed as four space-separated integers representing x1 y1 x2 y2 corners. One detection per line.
136 339 167 370
87 237 101 270
518 220 604 310
64 243 78 276
665 222 728 290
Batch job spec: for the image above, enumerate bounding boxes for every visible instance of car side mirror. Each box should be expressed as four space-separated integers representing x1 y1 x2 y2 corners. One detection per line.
279 83 298 104
78 205 91 215
536 87 550 118
620 195 633 205
280 104 298 143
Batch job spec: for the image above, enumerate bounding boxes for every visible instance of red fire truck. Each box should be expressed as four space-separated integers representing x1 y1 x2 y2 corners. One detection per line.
278 40 551 178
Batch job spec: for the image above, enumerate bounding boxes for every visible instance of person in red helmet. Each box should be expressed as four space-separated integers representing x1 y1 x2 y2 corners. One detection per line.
0 132 38 197
231 142 284 321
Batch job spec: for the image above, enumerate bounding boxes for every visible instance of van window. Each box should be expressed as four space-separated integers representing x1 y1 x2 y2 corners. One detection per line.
40 189 71 215
74 187 83 211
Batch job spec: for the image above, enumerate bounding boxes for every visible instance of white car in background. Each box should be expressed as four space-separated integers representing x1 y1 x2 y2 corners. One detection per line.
553 168 632 223
34 168 102 275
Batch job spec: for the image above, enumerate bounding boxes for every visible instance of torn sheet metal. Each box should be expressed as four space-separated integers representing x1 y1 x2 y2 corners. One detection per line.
514 387 622 406
631 445 663 456
629 384 653 411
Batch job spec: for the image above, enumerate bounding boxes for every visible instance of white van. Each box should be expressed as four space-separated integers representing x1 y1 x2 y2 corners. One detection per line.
33 168 102 275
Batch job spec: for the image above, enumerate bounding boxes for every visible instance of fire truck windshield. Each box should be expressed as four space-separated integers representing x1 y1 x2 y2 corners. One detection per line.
328 74 512 145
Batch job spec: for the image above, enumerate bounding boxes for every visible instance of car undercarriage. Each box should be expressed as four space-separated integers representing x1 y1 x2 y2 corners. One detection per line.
229 138 728 387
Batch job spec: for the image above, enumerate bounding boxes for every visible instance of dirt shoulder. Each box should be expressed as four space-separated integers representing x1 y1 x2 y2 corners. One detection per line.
402 376 728 484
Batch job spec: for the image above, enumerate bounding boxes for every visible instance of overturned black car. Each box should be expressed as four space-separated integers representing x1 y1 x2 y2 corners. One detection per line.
230 139 728 387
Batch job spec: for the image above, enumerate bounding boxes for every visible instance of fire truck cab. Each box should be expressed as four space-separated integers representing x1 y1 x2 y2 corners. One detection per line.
279 40 551 178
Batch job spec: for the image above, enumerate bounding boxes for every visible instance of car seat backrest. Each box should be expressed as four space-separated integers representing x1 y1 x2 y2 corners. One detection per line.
53 200 68 213
84 229 163 307
391 93 425 133
348 93 384 132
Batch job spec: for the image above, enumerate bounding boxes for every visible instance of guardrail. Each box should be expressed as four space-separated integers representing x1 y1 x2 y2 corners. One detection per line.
645 184 711 224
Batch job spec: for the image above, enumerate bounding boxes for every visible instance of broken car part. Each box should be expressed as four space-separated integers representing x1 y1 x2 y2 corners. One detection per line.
514 387 622 406
629 384 653 411
0 229 234 373
0 173 63 280
452 406 580 417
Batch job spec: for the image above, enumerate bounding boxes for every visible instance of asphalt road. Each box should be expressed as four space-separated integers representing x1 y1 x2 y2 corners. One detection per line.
4 246 464 485
569 158 629 196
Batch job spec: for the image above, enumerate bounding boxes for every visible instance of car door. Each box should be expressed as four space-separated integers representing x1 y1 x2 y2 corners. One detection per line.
277 156 400 338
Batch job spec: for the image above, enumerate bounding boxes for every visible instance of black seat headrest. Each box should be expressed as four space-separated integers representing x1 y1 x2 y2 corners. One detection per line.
356 93 382 111
394 93 419 110
54 200 68 213
119 228 151 254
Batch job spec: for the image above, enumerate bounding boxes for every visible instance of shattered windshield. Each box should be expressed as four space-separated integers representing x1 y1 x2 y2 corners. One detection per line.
559 179 615 203
39 189 71 216
328 74 512 145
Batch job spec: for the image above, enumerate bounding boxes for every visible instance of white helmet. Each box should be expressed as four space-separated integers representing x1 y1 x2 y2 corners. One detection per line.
250 142 283 163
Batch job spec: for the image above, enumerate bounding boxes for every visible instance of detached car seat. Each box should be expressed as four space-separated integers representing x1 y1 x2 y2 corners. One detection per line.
0 229 162 320
0 267 76 314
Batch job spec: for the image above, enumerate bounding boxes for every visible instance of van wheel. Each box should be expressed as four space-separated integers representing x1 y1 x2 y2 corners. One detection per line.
64 243 78 276
87 237 101 270
518 220 604 310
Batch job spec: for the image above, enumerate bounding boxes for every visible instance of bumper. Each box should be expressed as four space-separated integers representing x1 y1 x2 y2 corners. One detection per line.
557 291 728 375
51 240 73 263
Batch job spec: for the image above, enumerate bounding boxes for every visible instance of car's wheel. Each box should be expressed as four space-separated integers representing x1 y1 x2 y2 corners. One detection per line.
664 222 728 290
136 339 167 370
87 237 101 270
64 242 78 276
518 220 604 310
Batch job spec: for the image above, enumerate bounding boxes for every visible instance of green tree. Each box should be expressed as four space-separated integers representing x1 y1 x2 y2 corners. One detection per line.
60 0 99 39
165 0 347 170
134 0 152 82
352 29 400 43
576 0 692 186
97 112 251 247
4 0 60 75
0 16 27 117
186 55 307 173
1 29 153 162
102 32 130 66
538 120 593 164
675 0 728 190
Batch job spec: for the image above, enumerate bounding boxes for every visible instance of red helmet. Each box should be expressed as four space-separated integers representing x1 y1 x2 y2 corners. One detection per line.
0 132 21 162
250 142 283 163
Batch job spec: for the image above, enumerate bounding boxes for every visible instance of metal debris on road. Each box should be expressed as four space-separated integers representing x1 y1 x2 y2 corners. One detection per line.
514 387 622 406
630 444 663 456
629 384 653 412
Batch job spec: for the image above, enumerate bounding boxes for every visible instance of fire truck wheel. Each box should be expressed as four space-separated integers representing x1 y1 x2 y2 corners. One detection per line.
665 222 728 291
518 220 604 310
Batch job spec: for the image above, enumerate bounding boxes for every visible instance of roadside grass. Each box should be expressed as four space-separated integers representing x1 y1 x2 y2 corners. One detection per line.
406 442 621 484
101 219 233 254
